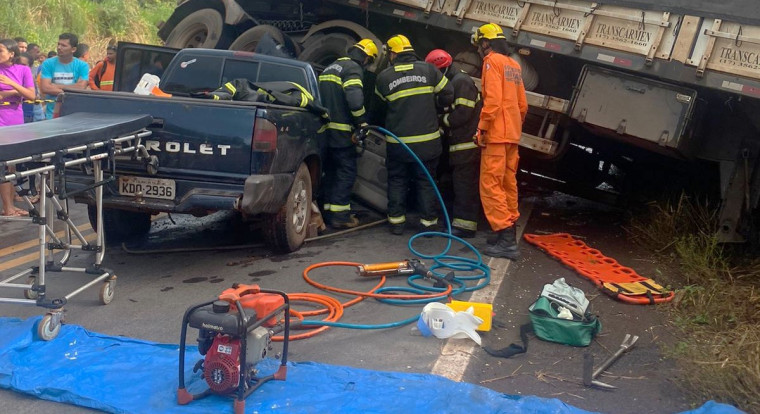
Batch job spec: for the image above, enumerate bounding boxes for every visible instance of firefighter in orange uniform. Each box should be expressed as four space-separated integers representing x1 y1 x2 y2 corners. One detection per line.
472 23 528 260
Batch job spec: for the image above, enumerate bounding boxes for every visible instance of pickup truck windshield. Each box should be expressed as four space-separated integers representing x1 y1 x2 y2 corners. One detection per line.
162 54 309 95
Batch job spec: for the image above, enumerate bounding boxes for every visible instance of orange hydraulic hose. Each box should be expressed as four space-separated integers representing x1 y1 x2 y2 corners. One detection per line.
272 261 451 341
302 261 453 300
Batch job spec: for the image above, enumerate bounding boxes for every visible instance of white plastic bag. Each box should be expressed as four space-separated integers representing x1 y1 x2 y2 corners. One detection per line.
133 74 160 95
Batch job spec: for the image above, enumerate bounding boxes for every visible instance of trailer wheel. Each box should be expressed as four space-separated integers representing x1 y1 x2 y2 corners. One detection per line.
264 163 312 253
229 25 285 52
37 314 61 341
299 33 357 68
88 206 151 244
165 9 233 49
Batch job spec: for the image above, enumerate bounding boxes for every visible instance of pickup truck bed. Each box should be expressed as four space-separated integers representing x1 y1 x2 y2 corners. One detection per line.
62 48 324 253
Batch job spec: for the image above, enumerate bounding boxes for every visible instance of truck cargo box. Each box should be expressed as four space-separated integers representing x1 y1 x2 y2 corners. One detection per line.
570 65 697 157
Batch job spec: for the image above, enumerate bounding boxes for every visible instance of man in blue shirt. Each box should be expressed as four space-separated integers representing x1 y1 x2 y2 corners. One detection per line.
39 33 89 119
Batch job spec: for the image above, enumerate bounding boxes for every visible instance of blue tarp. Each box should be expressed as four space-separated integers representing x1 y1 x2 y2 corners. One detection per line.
0 317 744 414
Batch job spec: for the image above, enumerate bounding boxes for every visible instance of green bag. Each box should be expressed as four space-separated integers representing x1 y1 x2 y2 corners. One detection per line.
529 296 601 347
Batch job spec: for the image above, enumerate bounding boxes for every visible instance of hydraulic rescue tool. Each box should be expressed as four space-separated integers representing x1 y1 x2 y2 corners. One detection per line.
177 284 290 414
356 259 454 289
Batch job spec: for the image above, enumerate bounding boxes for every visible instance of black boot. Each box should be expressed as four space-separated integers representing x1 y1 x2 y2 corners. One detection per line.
451 227 476 239
486 230 499 245
484 225 520 260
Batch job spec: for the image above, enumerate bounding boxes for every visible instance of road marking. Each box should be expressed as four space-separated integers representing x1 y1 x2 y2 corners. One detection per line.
0 232 98 273
431 200 535 381
0 223 92 257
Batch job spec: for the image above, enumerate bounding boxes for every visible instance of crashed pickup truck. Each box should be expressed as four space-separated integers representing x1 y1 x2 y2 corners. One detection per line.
62 43 324 252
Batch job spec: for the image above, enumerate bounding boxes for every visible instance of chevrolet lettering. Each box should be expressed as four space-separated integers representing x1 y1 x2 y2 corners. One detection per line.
145 140 231 156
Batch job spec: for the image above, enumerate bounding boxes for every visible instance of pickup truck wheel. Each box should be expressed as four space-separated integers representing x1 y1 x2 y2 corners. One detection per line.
87 206 152 244
264 163 312 253
165 9 233 49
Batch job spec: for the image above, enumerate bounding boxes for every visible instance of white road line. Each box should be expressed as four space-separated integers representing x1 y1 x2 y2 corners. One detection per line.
431 200 535 381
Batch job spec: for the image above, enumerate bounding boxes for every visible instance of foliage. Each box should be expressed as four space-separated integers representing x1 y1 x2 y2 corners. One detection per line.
2 0 175 60
628 194 760 410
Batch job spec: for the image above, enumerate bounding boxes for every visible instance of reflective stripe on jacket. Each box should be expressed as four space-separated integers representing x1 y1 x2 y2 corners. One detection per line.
442 69 482 164
374 53 454 162
477 52 527 144
318 57 367 148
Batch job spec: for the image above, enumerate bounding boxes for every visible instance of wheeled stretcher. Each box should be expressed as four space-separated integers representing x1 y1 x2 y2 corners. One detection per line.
0 113 154 340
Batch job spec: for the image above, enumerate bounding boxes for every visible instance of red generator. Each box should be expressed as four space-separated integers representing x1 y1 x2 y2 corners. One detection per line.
176 284 290 414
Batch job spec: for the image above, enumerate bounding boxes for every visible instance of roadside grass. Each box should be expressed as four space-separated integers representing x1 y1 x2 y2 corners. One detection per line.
627 194 760 410
3 0 174 60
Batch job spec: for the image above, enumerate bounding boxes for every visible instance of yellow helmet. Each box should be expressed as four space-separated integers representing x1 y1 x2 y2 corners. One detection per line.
353 38 379 61
471 23 506 45
385 34 414 54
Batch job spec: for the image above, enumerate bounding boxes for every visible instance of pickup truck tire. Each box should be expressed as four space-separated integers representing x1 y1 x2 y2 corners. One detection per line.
165 9 232 49
87 206 151 244
264 163 312 253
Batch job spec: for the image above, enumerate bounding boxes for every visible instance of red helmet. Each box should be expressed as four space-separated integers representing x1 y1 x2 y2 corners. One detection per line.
425 49 452 69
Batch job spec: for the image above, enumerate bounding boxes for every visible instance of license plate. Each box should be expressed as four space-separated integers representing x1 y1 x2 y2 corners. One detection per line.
118 176 175 200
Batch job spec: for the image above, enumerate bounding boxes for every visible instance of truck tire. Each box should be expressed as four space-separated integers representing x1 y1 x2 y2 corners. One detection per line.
263 163 312 253
165 9 232 49
229 25 285 52
454 51 482 78
87 206 151 244
298 33 357 68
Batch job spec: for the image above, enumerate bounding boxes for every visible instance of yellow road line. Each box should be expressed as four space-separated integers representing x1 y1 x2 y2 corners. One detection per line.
0 223 92 257
0 232 98 273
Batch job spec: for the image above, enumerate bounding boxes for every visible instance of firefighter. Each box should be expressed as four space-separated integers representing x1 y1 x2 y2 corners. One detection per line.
425 49 483 239
318 39 378 228
471 23 528 260
374 35 454 235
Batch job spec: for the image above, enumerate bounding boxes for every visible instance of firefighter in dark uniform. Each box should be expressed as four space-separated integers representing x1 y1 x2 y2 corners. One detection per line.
425 49 483 239
318 39 378 228
374 35 454 235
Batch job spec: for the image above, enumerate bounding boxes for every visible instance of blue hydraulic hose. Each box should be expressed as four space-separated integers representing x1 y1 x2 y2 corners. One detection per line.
302 127 491 330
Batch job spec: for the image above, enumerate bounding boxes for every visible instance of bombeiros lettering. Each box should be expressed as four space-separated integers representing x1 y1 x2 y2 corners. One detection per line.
388 75 427 91
324 63 343 73
145 140 231 156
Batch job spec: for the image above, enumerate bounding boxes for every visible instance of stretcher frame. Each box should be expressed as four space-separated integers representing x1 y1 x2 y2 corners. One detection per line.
0 127 154 340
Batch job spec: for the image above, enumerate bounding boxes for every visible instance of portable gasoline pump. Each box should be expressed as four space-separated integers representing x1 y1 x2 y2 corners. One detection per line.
177 284 290 414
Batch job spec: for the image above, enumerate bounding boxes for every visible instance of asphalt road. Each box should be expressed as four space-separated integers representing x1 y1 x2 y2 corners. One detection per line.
0 193 699 413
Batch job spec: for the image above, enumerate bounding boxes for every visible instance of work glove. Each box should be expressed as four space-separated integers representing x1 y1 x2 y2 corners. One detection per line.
352 123 370 154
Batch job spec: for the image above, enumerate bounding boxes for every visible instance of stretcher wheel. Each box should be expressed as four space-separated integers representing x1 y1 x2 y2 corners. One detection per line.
99 278 116 305
37 314 61 341
23 276 38 300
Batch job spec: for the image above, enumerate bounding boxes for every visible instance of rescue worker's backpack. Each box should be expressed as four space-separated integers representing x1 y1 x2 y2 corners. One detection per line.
92 60 108 88
198 78 329 121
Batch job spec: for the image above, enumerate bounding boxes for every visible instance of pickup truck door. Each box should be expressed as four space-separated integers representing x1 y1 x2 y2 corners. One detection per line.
113 42 180 93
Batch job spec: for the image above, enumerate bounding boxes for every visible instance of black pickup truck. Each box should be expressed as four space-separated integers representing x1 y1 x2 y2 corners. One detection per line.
62 44 324 252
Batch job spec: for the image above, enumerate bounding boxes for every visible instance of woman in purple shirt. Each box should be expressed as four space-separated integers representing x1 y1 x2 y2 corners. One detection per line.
0 38 35 216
